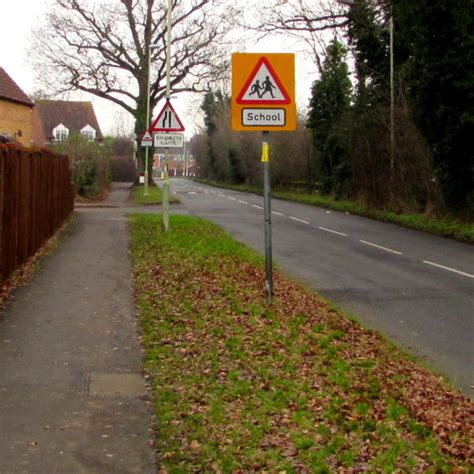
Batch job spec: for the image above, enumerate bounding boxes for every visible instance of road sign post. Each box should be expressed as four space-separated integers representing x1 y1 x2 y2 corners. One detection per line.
262 132 273 303
141 131 154 196
150 98 185 231
232 53 295 304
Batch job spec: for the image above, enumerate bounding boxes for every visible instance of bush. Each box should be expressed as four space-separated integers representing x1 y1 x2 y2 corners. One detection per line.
109 155 137 182
53 134 110 198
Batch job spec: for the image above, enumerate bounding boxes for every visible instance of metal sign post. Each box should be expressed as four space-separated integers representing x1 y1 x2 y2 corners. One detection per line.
162 147 170 231
262 131 273 303
231 53 295 304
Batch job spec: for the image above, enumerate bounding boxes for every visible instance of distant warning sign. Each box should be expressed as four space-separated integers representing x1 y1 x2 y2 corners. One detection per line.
141 130 153 147
150 99 185 132
232 53 295 131
236 57 291 105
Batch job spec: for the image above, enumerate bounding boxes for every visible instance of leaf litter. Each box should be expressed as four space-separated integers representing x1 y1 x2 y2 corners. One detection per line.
130 214 473 472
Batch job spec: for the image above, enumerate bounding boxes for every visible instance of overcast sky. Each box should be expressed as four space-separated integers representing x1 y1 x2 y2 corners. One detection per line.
1 0 317 137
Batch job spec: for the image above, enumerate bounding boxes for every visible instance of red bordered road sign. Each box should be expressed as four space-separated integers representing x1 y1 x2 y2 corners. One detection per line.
150 99 185 132
232 53 295 132
236 57 291 105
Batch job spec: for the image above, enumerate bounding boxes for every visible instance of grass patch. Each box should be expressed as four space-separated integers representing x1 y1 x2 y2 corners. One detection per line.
130 214 473 472
132 184 179 206
194 179 473 243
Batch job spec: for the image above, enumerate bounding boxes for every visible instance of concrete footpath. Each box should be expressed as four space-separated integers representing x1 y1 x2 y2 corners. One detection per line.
0 184 156 473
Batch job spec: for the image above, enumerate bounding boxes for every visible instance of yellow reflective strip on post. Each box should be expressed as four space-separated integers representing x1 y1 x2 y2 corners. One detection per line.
261 142 269 162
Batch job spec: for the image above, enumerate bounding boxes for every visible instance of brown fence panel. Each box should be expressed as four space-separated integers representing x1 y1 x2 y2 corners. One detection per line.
17 150 30 267
3 150 19 281
0 149 4 282
0 145 75 284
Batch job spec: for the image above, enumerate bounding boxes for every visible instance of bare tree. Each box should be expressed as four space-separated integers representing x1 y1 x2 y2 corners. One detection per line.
246 0 348 73
30 0 240 172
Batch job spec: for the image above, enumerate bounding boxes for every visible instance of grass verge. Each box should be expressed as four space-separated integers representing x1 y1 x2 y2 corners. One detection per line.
130 214 473 472
194 179 473 243
132 184 180 206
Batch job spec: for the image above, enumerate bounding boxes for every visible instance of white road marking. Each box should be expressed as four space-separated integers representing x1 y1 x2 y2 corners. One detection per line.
318 226 347 237
251 204 263 210
218 193 225 197
360 240 402 255
238 200 248 205
106 218 127 221
210 191 216 194
271 211 284 216
422 260 474 279
289 216 310 225
227 196 236 201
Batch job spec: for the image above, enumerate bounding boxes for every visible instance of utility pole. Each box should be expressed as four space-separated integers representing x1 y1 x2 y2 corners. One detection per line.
389 6 395 176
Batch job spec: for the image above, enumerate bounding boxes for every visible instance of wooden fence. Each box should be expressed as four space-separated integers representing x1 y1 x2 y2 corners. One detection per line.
0 145 75 283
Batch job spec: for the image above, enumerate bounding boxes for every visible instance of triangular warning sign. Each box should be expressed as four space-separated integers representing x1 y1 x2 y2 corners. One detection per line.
150 99 185 132
236 57 291 105
141 131 153 142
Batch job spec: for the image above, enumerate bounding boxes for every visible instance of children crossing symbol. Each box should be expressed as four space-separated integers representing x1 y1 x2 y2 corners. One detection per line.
236 57 291 105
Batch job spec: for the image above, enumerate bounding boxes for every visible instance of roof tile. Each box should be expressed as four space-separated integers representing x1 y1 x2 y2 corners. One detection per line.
35 100 104 140
0 67 34 106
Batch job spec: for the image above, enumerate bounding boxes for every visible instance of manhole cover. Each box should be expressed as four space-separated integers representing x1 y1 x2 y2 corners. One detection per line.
81 372 146 398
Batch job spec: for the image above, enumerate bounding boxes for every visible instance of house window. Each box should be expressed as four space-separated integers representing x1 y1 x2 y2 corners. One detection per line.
81 124 96 141
53 123 69 141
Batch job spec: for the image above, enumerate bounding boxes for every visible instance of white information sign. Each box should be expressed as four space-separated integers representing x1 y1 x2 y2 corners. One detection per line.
154 132 184 148
242 108 286 127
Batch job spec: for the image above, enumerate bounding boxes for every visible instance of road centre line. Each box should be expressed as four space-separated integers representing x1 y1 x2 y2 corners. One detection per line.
238 200 249 204
360 240 402 255
271 211 284 216
422 260 474 279
251 204 264 210
227 196 236 201
318 226 347 237
289 216 310 225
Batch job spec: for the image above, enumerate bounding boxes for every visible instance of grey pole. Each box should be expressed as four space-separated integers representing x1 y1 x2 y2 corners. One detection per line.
144 46 152 196
262 131 273 304
389 6 395 175
162 0 173 231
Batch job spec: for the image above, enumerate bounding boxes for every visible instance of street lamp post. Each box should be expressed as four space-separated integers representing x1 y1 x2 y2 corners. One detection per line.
144 44 160 197
338 0 394 174
161 0 173 232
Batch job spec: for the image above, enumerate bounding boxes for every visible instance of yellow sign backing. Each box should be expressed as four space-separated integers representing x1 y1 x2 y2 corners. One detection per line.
232 53 296 132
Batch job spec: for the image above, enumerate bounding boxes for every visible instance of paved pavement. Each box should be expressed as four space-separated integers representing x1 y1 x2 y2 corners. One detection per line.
0 183 156 473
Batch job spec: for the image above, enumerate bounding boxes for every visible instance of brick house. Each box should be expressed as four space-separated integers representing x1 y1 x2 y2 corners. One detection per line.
35 100 104 145
153 146 196 177
0 67 45 147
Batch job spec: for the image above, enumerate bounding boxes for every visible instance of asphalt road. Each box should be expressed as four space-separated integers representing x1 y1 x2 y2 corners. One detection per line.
167 178 473 398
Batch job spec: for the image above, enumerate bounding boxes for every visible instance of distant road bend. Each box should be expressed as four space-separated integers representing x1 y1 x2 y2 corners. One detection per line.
168 178 474 398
